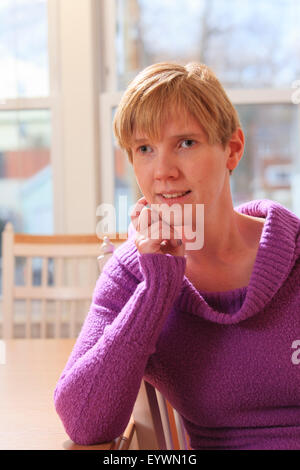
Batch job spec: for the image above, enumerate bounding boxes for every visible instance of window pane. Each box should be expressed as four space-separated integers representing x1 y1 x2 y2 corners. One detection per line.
231 104 300 216
0 109 53 294
116 0 300 90
112 108 141 233
0 0 49 99
0 109 53 234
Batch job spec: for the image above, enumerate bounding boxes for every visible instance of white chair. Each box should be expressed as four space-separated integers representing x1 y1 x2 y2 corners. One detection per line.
132 379 190 450
0 222 125 339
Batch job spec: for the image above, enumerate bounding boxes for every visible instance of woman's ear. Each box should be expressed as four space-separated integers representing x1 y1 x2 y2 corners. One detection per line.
226 128 245 172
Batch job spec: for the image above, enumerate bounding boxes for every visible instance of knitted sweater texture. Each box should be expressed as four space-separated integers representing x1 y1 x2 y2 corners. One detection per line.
54 199 300 450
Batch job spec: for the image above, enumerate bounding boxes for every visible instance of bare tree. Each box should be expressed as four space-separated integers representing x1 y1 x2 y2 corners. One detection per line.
118 0 299 89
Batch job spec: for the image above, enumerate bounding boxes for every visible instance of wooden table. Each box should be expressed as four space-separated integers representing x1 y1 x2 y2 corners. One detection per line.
0 339 115 450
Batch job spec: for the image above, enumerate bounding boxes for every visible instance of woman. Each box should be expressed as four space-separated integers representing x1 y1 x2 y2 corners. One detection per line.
54 62 300 450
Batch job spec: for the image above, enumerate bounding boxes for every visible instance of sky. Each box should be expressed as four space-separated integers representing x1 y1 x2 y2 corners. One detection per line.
0 0 48 99
1 0 300 97
118 0 300 89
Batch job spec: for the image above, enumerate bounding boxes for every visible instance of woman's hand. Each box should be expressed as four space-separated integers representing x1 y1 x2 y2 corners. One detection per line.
130 197 185 256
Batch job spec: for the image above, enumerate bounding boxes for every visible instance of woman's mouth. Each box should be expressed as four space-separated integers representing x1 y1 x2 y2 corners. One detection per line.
157 190 191 204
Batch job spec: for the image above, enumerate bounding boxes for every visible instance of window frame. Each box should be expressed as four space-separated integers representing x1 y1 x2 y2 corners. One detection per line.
0 0 64 233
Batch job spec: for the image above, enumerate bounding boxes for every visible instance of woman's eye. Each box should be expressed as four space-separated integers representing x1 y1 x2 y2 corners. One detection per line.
181 139 195 149
138 145 152 153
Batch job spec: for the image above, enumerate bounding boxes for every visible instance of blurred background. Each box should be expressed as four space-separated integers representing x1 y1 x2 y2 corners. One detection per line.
0 0 300 293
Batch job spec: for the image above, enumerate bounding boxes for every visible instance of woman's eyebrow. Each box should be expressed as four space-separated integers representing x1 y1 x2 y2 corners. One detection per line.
132 137 150 143
172 133 203 139
133 133 203 143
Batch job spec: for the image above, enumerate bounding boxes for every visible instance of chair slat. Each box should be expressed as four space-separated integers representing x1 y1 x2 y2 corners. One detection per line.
70 258 78 338
25 298 31 339
14 243 103 258
88 257 96 285
173 408 189 450
155 389 174 450
40 258 48 338
25 258 33 338
166 401 180 450
25 257 32 287
2 223 15 339
55 258 63 338
69 300 76 338
13 286 94 300
114 417 135 450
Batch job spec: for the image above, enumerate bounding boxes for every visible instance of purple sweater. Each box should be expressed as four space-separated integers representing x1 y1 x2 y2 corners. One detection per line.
54 199 300 450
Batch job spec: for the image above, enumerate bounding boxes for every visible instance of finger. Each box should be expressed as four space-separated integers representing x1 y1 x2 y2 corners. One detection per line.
147 218 179 242
138 207 152 234
160 217 182 241
135 204 182 242
130 197 148 230
135 229 165 254
148 213 181 241
137 206 161 234
136 215 160 240
130 198 148 221
170 238 183 248
152 204 183 240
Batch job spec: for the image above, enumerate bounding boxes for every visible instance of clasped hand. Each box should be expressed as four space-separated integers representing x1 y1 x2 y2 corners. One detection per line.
130 197 185 256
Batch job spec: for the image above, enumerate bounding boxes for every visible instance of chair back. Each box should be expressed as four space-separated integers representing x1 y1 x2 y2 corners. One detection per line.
1 223 125 339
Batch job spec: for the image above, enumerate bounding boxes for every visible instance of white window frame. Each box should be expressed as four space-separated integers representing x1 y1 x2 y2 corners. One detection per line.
51 0 101 234
0 0 103 235
101 0 118 93
47 0 64 233
99 92 124 206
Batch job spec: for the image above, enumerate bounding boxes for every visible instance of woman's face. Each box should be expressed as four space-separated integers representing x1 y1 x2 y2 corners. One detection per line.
130 109 234 212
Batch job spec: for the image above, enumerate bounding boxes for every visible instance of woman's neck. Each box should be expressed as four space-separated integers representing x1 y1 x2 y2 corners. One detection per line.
184 207 265 268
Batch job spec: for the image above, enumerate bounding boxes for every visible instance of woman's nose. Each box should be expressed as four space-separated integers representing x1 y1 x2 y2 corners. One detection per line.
153 150 179 180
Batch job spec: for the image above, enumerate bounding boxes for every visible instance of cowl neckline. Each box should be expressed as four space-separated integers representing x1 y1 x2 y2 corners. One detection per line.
176 199 300 324
121 199 300 325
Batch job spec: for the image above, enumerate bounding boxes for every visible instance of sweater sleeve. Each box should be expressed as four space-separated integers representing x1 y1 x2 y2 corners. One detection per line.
53 249 186 445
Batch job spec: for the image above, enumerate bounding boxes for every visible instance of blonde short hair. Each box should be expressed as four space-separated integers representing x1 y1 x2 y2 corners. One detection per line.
113 62 241 173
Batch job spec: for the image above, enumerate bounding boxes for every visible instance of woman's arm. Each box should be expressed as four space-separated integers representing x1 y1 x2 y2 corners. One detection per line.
54 249 186 445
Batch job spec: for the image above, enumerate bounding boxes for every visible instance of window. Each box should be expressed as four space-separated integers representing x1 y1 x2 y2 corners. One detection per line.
0 0 52 294
0 0 52 234
100 0 300 221
233 103 299 213
112 108 141 233
0 0 49 99
115 0 300 91
99 95 140 233
0 109 52 234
